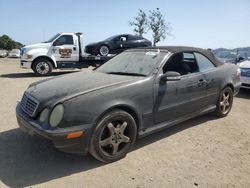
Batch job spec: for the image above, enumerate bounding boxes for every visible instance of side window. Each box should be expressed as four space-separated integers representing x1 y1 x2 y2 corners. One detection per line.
128 35 135 41
163 52 199 75
194 52 215 72
57 35 73 45
128 35 142 41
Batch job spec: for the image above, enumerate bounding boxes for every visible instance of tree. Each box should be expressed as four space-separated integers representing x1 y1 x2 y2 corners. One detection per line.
148 8 171 46
0 35 24 50
129 9 148 37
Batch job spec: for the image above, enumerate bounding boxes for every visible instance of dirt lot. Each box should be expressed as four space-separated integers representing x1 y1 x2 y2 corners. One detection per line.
0 58 249 188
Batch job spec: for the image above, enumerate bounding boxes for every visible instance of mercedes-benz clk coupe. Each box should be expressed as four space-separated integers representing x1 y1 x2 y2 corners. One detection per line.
16 46 241 163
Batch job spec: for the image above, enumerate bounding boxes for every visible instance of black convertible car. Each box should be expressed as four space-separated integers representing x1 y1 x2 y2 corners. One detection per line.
16 46 241 163
85 34 152 56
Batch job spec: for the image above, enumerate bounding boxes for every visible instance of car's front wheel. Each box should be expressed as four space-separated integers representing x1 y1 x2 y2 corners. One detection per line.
89 110 137 163
215 87 233 117
99 45 109 56
32 58 53 76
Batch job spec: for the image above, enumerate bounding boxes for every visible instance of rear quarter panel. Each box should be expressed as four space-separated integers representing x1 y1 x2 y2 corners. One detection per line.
202 63 239 105
215 63 240 93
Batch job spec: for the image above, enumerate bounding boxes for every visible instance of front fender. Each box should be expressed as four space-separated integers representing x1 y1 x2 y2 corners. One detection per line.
27 48 57 68
60 79 153 132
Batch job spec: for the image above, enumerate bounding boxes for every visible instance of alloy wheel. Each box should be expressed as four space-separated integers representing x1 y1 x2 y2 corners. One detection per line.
219 90 231 114
99 46 109 56
99 121 131 156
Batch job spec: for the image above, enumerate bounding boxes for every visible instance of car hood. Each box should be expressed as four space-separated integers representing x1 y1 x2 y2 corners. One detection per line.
23 43 51 51
238 60 250 68
86 42 99 47
25 71 138 106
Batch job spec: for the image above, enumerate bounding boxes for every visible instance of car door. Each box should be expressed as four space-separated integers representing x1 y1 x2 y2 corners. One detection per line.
52 34 78 62
112 35 129 53
194 52 220 107
153 52 207 124
126 35 140 48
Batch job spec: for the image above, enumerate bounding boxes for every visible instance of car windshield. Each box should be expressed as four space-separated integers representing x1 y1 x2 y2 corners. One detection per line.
11 49 20 53
96 51 166 76
104 35 120 41
43 33 60 43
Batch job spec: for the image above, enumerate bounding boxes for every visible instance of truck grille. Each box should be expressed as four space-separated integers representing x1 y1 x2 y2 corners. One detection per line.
20 94 39 117
20 48 24 56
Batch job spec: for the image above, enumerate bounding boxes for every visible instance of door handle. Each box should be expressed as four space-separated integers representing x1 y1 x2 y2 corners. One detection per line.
197 79 207 87
73 47 76 51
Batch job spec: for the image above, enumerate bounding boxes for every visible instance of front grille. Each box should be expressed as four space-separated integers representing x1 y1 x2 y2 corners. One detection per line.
241 68 250 77
242 83 250 88
20 48 24 56
20 93 39 117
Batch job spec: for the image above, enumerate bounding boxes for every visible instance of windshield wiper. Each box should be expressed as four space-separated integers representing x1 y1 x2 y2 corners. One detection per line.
107 72 147 77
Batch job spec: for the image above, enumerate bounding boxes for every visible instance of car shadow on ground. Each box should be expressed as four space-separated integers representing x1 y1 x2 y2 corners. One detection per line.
0 71 79 78
0 114 215 187
236 88 250 99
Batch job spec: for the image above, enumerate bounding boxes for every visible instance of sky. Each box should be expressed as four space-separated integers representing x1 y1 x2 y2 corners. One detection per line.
0 0 249 49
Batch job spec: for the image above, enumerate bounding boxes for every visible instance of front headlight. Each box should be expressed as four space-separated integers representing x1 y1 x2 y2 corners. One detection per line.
26 54 33 59
237 67 241 77
49 104 64 128
39 108 49 122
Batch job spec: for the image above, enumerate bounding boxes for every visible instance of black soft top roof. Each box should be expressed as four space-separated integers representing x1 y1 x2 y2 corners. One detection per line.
127 46 224 66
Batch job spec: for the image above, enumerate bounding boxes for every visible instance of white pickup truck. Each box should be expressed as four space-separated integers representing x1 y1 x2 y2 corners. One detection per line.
20 32 113 76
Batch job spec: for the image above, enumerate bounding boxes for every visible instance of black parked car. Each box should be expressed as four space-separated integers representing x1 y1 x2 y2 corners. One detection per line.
85 34 152 56
16 46 241 163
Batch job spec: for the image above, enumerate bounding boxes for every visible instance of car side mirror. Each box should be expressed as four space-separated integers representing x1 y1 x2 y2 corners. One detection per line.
120 37 126 42
160 71 181 84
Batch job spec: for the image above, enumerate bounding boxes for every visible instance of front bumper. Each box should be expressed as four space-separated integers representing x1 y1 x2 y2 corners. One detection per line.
240 76 250 89
9 55 20 58
20 60 32 69
16 102 93 154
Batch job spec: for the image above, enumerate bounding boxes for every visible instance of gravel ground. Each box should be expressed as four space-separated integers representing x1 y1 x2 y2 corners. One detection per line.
0 58 249 188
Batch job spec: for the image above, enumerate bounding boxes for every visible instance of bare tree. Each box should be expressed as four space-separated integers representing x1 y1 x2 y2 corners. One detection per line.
148 8 171 46
129 9 148 37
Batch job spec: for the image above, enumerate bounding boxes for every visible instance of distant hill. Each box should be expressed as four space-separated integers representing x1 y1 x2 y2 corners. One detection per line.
0 35 24 50
213 47 250 59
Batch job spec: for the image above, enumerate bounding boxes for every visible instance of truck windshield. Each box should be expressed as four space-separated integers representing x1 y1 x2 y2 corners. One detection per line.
43 33 60 43
96 51 166 76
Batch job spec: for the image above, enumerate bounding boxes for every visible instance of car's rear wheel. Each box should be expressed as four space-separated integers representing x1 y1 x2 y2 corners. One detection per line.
99 45 109 56
215 87 233 117
32 58 53 76
89 110 137 163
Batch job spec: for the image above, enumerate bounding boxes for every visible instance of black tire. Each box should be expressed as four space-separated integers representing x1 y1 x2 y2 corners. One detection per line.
32 58 53 76
89 110 137 163
214 87 233 117
99 45 109 56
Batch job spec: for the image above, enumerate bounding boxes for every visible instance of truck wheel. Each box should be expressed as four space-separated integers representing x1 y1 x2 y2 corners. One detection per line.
89 110 137 163
99 45 109 56
32 58 53 76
